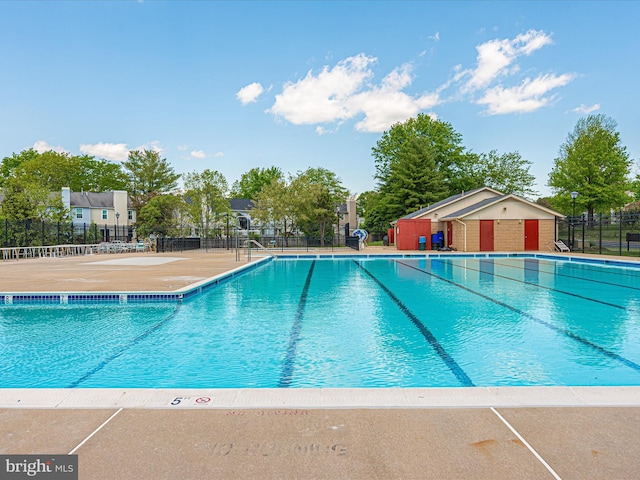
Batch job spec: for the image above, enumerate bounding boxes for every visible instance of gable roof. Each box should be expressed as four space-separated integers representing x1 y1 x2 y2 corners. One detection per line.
70 192 114 209
440 193 564 220
400 186 503 220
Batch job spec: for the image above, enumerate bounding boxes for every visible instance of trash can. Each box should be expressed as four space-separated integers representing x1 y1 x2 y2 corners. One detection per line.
418 236 427 251
431 234 439 250
436 231 444 248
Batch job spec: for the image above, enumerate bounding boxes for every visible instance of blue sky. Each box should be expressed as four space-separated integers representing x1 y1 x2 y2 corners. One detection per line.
1 1 638 199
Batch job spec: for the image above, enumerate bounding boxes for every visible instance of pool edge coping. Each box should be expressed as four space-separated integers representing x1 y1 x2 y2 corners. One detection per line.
1 386 639 409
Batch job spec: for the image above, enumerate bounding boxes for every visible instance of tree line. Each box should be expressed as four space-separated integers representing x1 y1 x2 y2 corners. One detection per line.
360 113 636 234
0 148 350 243
1 112 636 240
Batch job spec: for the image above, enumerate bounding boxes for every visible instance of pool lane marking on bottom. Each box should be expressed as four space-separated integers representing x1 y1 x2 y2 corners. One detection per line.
490 407 563 480
396 260 640 374
488 259 640 292
434 258 631 311
354 260 474 387
279 260 316 388
67 303 183 388
68 408 123 455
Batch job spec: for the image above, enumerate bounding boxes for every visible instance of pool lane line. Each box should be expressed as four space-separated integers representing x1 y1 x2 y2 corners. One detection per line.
68 408 123 455
429 258 632 312
67 303 183 388
353 260 474 387
279 260 316 388
490 407 563 480
396 260 640 374
486 259 640 292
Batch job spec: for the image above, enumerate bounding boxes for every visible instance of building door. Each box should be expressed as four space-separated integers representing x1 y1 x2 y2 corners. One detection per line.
447 222 453 247
479 220 494 251
524 219 539 250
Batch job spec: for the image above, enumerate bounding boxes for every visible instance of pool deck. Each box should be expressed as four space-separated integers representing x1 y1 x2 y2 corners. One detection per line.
2 248 640 479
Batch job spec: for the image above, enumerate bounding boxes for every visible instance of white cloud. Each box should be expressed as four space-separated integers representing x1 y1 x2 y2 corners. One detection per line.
190 150 206 159
177 145 188 151
572 103 600 114
79 142 129 161
236 82 265 105
269 54 376 124
429 32 440 42
213 152 224 158
463 30 553 92
33 140 67 154
476 73 575 115
267 55 442 133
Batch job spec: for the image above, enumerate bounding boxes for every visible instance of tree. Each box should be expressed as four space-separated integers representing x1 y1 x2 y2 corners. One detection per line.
376 137 448 223
183 169 229 241
293 168 349 246
453 150 537 198
372 113 471 196
0 176 68 222
0 149 128 192
230 166 283 200
135 194 187 238
123 150 181 211
548 114 632 220
251 177 299 241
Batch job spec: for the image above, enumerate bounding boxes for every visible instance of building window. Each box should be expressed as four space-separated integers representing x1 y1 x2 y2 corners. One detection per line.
128 210 133 220
75 208 83 219
102 210 108 220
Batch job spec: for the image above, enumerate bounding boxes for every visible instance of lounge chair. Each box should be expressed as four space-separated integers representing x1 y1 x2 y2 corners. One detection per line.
554 240 570 252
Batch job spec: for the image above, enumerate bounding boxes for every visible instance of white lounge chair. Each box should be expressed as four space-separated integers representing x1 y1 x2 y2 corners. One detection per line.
554 240 570 252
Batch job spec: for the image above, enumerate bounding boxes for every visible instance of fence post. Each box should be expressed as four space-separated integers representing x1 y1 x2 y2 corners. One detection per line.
599 213 602 255
581 215 585 253
619 209 623 256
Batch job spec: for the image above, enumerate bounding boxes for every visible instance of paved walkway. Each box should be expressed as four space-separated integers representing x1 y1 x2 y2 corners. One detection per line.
1 248 640 479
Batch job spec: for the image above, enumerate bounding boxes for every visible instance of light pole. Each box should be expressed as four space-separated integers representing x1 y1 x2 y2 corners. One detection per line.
570 191 578 248
115 212 120 241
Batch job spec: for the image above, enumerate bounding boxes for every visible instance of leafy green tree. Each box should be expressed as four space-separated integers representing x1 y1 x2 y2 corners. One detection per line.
251 177 298 240
231 166 283 200
377 137 448 223
183 169 229 240
1 149 128 192
293 168 349 246
123 150 181 211
453 150 537 198
372 113 471 196
135 194 187 238
359 190 389 235
548 114 632 219
0 176 69 221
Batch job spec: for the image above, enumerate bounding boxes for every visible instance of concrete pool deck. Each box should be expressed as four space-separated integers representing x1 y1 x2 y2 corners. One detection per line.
1 248 640 479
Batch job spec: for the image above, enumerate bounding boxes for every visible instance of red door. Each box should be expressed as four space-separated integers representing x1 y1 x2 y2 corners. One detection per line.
479 220 494 251
524 219 539 250
447 222 453 247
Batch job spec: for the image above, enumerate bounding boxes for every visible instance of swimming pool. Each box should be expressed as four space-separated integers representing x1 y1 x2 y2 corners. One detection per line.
1 255 639 388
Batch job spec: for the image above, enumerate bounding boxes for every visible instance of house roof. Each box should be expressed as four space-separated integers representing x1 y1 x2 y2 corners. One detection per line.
230 198 254 212
440 194 565 220
400 186 503 220
70 192 133 209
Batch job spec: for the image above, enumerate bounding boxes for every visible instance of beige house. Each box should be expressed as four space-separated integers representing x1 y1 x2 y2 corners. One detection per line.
62 187 135 241
395 187 564 252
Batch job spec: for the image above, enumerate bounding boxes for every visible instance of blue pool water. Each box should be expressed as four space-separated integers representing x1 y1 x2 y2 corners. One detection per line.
1 256 640 388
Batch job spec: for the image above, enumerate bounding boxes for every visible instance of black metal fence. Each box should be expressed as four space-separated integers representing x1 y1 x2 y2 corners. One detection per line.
0 219 363 252
558 211 640 256
0 220 132 247
200 234 358 252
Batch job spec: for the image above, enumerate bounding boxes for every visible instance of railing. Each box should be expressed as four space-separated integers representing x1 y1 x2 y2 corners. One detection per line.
558 211 640 256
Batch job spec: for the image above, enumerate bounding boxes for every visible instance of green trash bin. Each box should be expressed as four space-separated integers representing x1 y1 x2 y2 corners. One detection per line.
418 236 426 251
